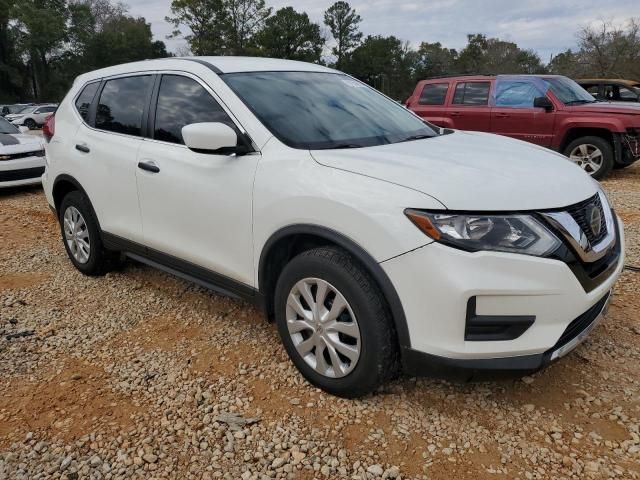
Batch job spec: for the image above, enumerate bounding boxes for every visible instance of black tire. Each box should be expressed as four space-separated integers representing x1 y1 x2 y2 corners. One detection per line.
274 247 399 398
24 118 36 130
58 190 117 276
563 136 614 180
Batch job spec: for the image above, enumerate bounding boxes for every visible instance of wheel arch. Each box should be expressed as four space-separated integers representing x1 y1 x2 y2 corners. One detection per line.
258 224 411 348
52 174 97 222
559 127 614 153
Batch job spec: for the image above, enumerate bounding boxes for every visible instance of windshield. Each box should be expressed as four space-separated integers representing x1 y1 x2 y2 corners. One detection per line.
543 77 595 105
0 116 19 134
223 71 437 150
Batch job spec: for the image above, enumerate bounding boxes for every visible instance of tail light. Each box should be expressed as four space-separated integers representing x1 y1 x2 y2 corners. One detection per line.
43 114 55 143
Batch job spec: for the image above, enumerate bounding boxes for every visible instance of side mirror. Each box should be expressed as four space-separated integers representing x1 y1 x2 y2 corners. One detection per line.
18 126 29 133
533 96 554 111
182 122 248 155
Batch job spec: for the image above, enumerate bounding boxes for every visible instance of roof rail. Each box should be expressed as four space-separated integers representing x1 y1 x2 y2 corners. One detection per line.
425 73 495 80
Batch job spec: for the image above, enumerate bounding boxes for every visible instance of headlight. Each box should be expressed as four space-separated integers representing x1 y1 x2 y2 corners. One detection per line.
405 210 561 257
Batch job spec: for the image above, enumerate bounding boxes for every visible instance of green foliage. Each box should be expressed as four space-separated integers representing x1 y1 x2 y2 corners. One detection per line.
1 0 169 102
342 35 415 100
456 34 544 75
323 1 361 69
256 7 324 62
166 0 271 55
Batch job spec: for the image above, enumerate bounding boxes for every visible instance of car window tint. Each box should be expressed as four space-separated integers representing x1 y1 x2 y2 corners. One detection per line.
452 82 490 105
95 76 153 136
419 83 449 105
619 86 637 100
154 75 234 145
495 80 543 107
75 83 100 121
583 85 600 96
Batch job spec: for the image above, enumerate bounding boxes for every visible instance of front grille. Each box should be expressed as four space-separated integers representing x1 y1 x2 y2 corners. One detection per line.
565 193 607 245
549 293 609 352
0 150 45 161
0 166 45 182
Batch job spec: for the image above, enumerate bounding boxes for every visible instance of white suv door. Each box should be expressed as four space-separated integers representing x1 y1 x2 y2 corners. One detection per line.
135 73 259 286
72 75 154 243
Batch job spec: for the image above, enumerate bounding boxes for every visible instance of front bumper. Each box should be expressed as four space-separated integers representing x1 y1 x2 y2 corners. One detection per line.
0 155 45 188
401 291 611 380
382 216 624 376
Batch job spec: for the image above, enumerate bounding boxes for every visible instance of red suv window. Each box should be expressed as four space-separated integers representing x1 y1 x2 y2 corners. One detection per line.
419 83 449 105
452 82 491 105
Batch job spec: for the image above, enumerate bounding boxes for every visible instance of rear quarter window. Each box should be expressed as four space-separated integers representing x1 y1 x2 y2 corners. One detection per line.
452 82 491 105
419 83 449 105
75 82 100 121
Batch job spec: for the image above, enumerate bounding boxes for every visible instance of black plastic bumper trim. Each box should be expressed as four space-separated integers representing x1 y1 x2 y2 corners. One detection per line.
464 296 535 341
0 166 45 182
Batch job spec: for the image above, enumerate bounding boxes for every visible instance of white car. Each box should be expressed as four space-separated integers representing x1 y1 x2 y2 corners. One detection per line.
7 104 57 130
0 116 45 188
42 57 624 397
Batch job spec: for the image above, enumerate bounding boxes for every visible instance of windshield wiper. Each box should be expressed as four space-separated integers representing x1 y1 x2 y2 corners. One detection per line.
400 134 434 143
330 143 365 149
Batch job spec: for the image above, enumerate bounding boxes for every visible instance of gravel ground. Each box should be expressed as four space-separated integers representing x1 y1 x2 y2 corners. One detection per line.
0 165 639 480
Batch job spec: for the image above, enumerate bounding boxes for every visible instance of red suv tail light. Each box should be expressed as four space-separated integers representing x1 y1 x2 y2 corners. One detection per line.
43 114 55 143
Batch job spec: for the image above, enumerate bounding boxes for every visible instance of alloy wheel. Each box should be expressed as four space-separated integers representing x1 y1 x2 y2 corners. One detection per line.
569 144 604 175
285 278 361 378
63 206 91 264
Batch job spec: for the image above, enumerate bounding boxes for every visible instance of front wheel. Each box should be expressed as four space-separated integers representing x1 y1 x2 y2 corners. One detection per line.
24 118 36 130
274 247 399 398
564 136 613 180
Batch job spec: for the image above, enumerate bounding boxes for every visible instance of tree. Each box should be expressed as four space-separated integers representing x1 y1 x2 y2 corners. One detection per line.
166 0 228 55
0 0 27 101
342 35 415 100
257 7 324 62
455 34 545 74
412 41 458 80
323 1 361 69
576 18 640 78
226 0 271 55
12 0 69 100
547 49 581 76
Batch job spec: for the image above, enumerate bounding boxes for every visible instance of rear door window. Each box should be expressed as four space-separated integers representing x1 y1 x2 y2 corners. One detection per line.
452 82 491 105
419 83 449 105
95 75 153 136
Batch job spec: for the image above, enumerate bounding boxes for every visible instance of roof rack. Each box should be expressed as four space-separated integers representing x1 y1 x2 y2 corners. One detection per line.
425 73 495 80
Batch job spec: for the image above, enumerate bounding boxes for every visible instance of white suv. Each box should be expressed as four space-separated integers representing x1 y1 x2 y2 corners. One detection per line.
7 104 58 130
42 57 624 397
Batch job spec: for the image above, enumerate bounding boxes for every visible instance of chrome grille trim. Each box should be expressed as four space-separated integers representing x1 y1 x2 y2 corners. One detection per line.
539 191 615 263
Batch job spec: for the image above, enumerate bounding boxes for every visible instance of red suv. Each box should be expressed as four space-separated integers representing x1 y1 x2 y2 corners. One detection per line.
406 74 640 179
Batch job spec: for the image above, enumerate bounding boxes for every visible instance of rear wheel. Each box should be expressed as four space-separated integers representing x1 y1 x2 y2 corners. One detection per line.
24 118 36 130
564 136 613 180
274 247 399 398
59 191 118 275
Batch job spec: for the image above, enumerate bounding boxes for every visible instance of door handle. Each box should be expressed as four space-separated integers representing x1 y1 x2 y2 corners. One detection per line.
495 113 510 118
449 112 461 117
137 160 160 173
75 144 90 153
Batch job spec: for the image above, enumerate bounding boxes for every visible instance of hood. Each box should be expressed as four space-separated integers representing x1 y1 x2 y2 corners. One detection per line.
310 131 598 211
569 101 640 115
0 133 43 153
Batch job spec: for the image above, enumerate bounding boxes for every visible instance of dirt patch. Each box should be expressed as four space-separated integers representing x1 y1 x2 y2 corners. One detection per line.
0 358 140 447
0 272 50 291
109 315 206 352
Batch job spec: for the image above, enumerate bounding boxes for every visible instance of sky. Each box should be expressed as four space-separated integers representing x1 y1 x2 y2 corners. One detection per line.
127 0 640 62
